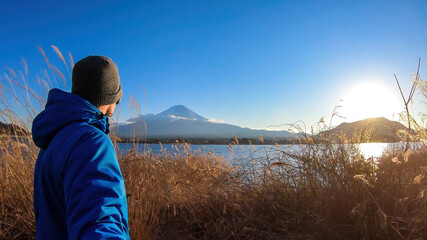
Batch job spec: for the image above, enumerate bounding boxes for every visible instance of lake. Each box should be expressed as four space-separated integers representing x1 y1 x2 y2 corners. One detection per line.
116 142 403 162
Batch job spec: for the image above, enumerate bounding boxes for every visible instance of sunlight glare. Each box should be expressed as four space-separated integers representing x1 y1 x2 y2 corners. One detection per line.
340 82 402 122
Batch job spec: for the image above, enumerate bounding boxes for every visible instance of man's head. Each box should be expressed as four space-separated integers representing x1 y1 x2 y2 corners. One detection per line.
72 56 122 116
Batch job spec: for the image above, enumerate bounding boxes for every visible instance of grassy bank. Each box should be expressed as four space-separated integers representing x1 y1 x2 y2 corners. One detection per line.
1 133 426 239
0 48 426 239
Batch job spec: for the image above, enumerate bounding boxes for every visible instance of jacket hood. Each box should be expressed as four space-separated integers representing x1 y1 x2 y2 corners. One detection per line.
32 88 110 149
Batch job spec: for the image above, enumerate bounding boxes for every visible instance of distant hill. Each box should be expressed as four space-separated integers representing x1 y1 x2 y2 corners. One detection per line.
318 117 408 142
0 122 30 136
115 105 295 141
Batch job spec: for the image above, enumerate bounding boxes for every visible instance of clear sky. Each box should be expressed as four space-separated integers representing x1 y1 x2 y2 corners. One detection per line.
1 0 426 130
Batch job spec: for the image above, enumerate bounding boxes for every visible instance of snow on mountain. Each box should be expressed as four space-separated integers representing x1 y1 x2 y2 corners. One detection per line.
157 105 207 121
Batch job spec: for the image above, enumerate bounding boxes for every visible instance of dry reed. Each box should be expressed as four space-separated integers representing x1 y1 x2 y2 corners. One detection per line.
0 48 426 239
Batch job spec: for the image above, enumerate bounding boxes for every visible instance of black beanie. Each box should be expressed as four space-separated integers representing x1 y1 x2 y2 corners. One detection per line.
71 56 123 107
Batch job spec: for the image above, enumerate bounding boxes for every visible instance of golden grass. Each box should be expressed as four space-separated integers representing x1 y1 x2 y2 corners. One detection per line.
1 133 426 239
0 136 37 239
0 48 426 239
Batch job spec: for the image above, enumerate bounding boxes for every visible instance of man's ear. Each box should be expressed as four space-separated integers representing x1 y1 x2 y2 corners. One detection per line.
97 103 115 115
106 103 117 116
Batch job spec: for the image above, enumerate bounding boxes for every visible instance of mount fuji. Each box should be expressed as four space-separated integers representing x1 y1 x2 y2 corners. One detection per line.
157 105 207 121
115 105 293 140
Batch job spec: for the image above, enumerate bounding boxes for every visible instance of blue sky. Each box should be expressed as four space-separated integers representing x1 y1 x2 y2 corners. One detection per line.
1 0 426 129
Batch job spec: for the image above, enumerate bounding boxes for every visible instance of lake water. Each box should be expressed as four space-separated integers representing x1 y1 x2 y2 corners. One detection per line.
117 142 401 162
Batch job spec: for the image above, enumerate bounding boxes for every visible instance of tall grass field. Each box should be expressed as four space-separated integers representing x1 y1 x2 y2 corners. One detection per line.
0 47 426 239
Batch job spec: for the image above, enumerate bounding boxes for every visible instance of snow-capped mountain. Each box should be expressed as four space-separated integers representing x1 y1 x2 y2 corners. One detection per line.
157 105 207 121
115 105 293 139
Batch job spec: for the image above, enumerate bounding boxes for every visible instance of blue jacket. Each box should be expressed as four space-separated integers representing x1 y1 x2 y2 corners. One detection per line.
32 89 130 240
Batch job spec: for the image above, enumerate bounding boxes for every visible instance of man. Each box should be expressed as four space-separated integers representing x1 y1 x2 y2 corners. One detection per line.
32 56 130 239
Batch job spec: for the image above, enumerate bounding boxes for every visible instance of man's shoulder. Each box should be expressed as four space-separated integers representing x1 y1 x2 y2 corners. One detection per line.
60 123 116 169
64 122 108 137
57 122 112 148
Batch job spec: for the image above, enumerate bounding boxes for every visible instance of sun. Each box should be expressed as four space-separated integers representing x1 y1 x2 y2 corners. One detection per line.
340 82 402 122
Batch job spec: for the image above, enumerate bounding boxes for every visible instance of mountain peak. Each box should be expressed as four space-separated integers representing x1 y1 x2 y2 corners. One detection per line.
320 117 407 142
339 117 400 127
157 105 207 121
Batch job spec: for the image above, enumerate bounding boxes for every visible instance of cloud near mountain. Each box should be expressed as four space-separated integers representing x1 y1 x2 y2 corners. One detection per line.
207 118 225 123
